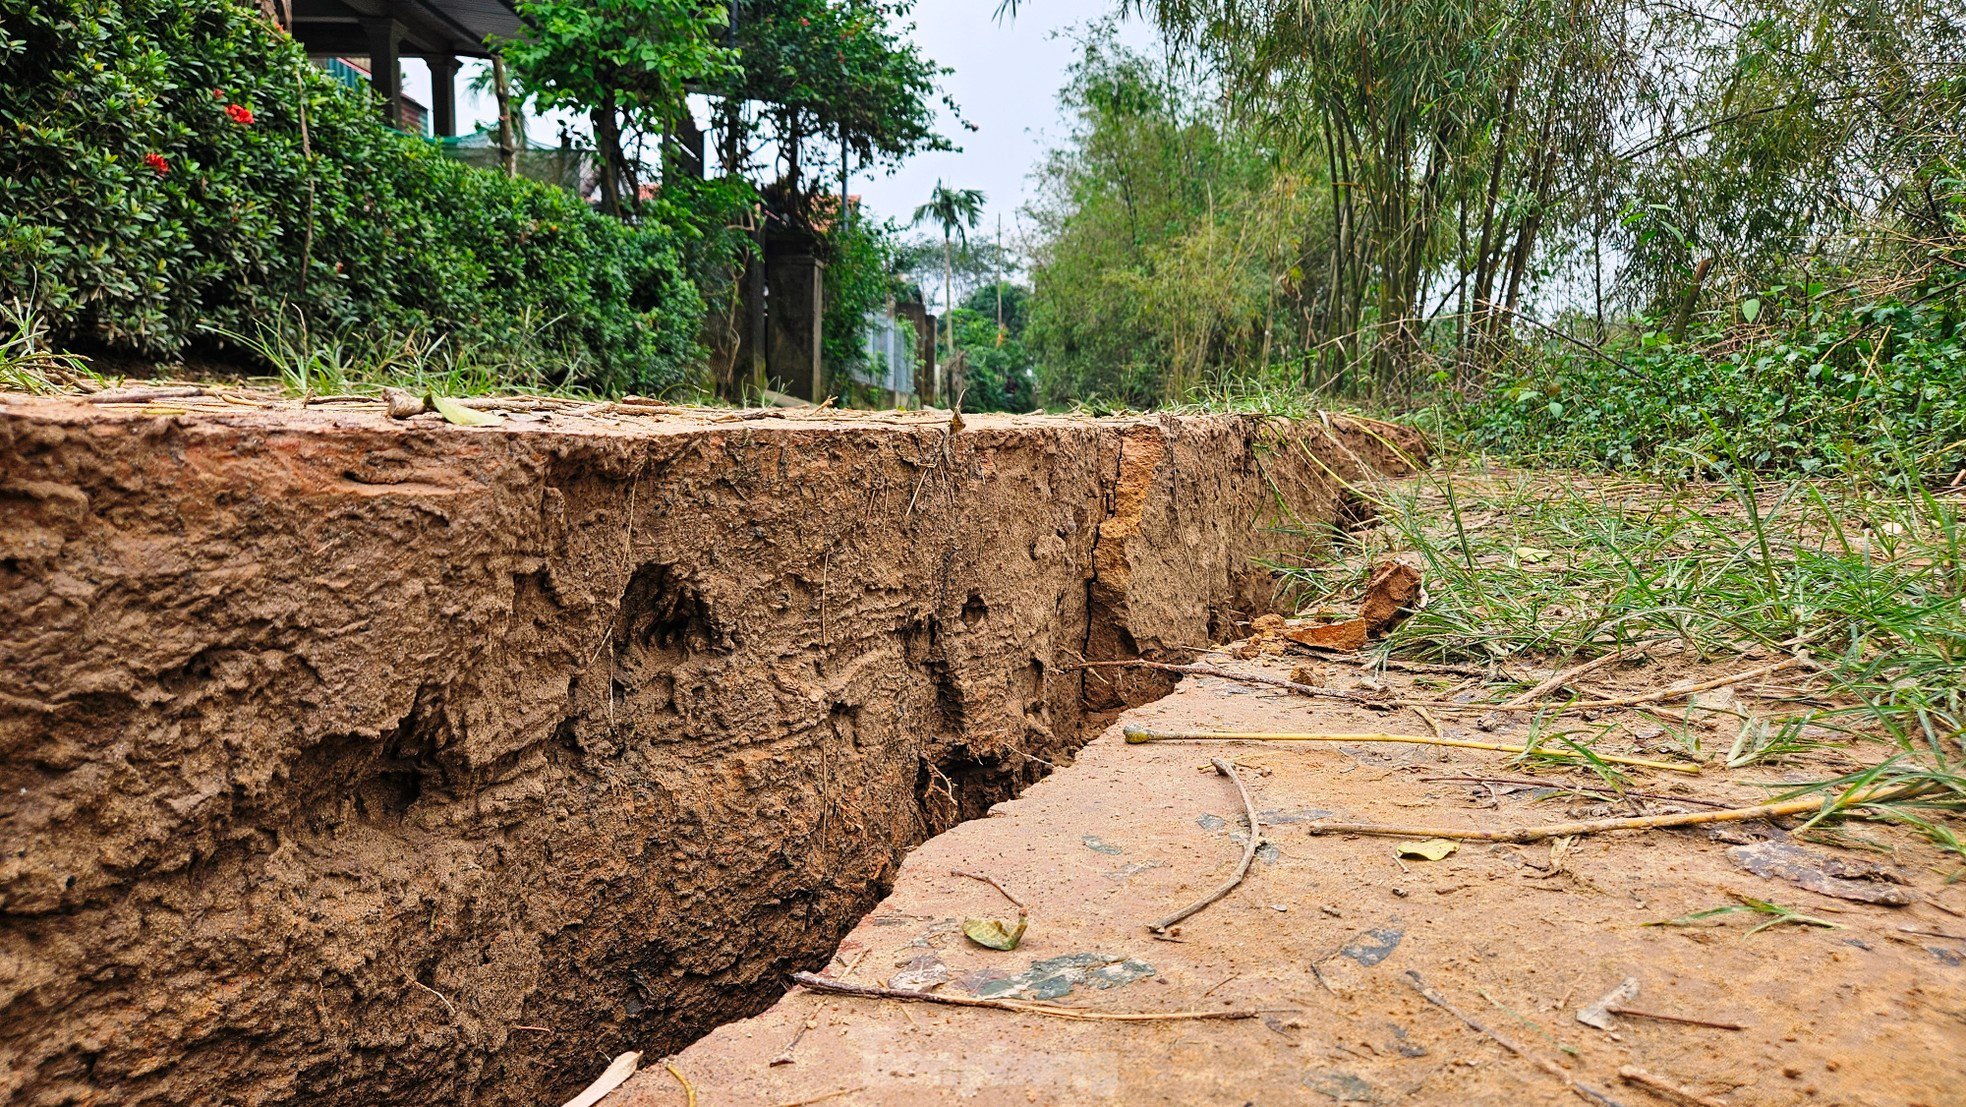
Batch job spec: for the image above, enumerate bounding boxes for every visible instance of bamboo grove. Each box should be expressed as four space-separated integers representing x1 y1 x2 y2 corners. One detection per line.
1023 0 1966 415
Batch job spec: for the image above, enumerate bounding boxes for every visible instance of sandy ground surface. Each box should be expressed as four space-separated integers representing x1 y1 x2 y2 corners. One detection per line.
614 652 1966 1107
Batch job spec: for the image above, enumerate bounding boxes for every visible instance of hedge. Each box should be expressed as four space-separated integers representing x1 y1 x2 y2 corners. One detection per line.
0 0 702 392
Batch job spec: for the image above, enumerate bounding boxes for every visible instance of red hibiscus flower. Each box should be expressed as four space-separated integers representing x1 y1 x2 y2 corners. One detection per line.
226 103 255 126
143 153 169 176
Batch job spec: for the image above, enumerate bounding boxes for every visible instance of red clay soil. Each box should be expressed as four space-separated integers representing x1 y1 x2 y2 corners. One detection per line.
639 655 1966 1107
0 396 1417 1106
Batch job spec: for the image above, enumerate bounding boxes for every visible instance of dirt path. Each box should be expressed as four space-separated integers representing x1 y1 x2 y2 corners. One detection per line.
621 655 1966 1106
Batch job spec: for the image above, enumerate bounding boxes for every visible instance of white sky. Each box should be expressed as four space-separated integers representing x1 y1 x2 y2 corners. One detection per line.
403 0 1158 257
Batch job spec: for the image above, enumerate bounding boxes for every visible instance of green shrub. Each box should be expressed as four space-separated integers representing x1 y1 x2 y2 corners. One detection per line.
1452 291 1966 479
0 0 703 392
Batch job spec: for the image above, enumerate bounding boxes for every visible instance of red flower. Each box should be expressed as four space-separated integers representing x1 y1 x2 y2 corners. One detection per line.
226 103 255 126
799 16 808 23
212 88 227 99
143 152 169 176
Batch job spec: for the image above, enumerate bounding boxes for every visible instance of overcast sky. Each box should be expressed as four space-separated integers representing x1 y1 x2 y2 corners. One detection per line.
845 0 1157 242
408 0 1156 260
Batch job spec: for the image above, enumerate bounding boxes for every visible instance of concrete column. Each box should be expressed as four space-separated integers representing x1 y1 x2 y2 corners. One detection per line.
361 19 403 128
428 54 459 138
765 231 827 402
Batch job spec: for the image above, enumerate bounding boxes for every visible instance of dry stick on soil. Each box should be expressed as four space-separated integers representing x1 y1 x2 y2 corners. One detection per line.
1147 758 1264 934
1404 972 1627 1107
1611 1008 1746 1031
1899 925 1966 942
788 972 1257 1022
950 869 1025 909
1289 646 1503 678
663 1060 698 1107
1072 660 1377 703
1124 726 1699 775
775 1087 866 1107
1420 775 1738 810
1078 656 1809 716
1617 1066 1728 1107
1303 786 1925 844
1504 647 1638 707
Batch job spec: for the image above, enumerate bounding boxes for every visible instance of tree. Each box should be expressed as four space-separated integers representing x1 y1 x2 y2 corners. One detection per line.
501 0 737 216
708 0 956 197
911 180 985 397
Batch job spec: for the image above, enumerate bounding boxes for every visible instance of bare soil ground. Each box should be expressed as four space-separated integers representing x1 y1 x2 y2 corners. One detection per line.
634 649 1966 1106
633 589 1966 1107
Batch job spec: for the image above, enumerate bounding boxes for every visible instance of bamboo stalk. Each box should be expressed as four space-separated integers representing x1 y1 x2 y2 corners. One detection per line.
1123 726 1700 775
1080 656 1808 717
787 972 1256 1022
1302 786 1915 844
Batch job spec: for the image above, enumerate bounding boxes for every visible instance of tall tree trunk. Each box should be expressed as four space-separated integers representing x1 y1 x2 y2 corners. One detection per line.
492 55 516 178
593 99 621 217
943 234 954 402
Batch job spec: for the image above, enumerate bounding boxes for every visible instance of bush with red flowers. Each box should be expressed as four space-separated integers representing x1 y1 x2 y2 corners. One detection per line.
0 0 703 392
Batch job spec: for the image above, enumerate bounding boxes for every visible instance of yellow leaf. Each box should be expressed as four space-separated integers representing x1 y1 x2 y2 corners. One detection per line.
962 915 1029 950
428 394 502 427
1397 839 1459 861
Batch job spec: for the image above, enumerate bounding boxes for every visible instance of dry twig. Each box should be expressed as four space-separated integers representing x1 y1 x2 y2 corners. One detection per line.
663 1061 697 1107
1148 758 1263 933
1124 726 1698 775
1505 647 1638 706
950 869 1025 909
788 973 1257 1022
1617 1066 1728 1107
1405 972 1626 1107
1303 785 1922 844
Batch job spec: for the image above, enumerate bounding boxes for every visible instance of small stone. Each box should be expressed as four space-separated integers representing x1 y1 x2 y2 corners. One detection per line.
1784 1066 1804 1079
1392 887 1409 897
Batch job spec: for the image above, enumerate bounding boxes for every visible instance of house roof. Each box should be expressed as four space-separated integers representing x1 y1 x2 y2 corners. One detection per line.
288 0 522 59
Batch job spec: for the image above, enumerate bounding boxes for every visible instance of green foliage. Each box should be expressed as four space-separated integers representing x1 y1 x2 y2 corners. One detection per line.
1451 284 1966 480
1026 31 1320 407
503 0 734 126
0 0 704 393
502 0 735 212
1028 2 1963 410
821 211 906 385
710 0 952 177
948 301 1035 412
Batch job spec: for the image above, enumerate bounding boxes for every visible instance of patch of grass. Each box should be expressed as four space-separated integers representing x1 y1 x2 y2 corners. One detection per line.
203 308 608 402
1272 452 1964 857
1649 894 1845 935
0 299 104 394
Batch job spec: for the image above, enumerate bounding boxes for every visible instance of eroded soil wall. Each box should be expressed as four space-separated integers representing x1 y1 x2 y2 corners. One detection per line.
0 403 1414 1105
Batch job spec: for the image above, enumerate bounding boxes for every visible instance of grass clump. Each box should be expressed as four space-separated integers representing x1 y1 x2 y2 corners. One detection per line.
1271 442 1966 871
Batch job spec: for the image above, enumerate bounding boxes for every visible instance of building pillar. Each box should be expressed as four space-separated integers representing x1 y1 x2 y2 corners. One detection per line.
764 229 827 402
428 54 459 138
361 19 403 128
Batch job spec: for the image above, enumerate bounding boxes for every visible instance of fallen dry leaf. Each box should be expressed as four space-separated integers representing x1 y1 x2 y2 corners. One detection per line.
962 915 1030 950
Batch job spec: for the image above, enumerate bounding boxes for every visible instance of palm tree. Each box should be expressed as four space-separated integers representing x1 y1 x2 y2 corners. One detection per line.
911 180 986 402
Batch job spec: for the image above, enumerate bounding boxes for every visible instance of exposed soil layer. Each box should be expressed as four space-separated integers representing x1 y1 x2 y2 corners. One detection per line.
0 399 1417 1106
652 653 1966 1107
